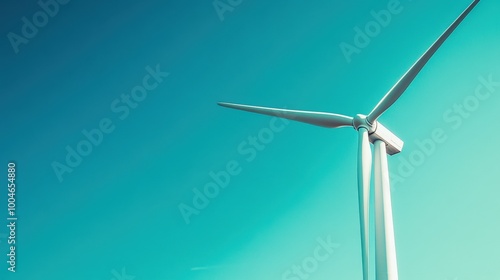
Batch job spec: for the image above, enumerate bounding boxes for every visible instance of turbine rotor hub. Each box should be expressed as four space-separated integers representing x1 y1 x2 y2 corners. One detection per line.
352 114 376 133
353 114 404 155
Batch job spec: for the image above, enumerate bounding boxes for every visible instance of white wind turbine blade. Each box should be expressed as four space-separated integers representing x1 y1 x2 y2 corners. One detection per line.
357 128 372 280
218 102 353 128
367 0 480 124
374 140 398 280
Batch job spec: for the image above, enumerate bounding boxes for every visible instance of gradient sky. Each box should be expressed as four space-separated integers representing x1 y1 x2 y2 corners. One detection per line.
1 0 499 279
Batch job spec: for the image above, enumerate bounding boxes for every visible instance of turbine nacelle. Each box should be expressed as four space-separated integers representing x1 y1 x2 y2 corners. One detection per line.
353 114 403 155
368 121 404 155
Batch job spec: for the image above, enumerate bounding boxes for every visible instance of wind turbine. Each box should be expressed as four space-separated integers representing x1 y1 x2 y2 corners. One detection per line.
217 1 480 279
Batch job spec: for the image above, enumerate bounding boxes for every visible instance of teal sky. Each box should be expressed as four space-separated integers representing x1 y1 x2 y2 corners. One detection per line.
1 0 499 279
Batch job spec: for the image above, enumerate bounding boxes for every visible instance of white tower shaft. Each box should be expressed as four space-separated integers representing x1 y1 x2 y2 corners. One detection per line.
374 140 398 280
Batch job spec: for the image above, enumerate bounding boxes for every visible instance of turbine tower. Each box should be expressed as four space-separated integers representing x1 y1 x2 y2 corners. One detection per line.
217 1 480 279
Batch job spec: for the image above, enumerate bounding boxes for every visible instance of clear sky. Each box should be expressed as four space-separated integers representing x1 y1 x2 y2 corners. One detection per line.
0 0 499 279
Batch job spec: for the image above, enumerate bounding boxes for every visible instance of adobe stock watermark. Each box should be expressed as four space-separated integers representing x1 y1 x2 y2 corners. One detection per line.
51 64 169 183
7 0 71 54
213 0 243 22
390 74 500 189
339 0 404 63
179 113 291 224
111 267 135 280
282 235 340 280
